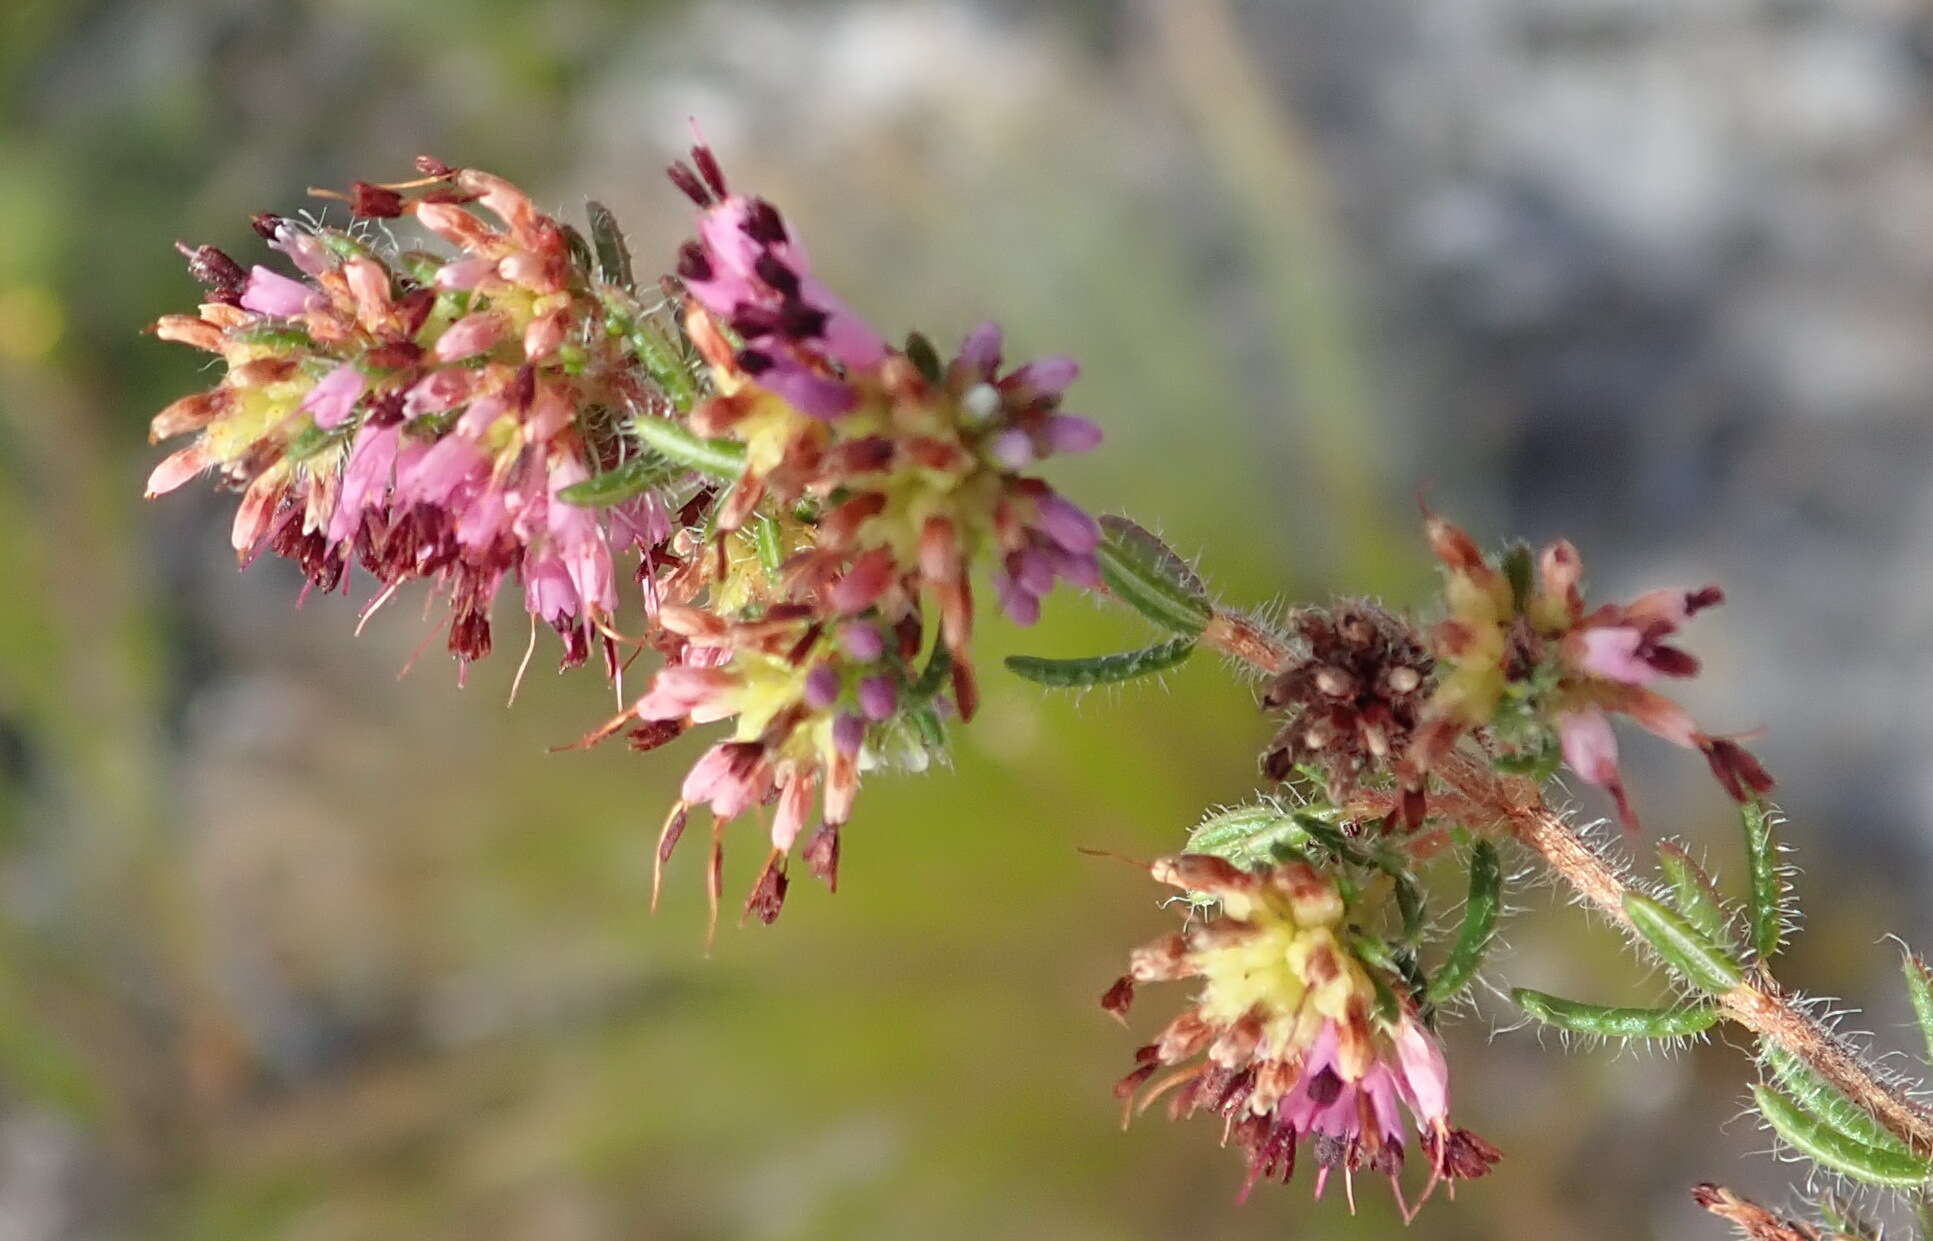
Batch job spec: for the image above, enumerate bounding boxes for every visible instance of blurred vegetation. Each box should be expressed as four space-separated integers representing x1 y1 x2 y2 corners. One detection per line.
0 2 1928 1239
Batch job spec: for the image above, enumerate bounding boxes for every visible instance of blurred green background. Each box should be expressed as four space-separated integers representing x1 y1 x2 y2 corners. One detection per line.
5 1 1933 1237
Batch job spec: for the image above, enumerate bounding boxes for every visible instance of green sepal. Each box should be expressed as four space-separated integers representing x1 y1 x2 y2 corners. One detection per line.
557 452 681 508
1423 840 1502 1008
1740 801 1789 961
631 416 746 480
1489 742 1559 782
1753 1084 1931 1188
283 422 340 464
903 331 943 384
1512 989 1719 1039
1761 1042 1913 1157
585 201 635 291
232 324 314 350
1350 932 1404 1023
1903 951 1933 1068
1501 542 1534 611
1624 892 1742 994
1004 636 1194 689
1656 841 1733 947
560 224 597 284
908 644 953 701
1393 873 1426 945
1095 515 1213 637
751 512 784 575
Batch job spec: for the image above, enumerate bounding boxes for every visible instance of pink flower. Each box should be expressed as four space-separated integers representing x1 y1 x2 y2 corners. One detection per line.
300 362 366 430
327 423 400 546
433 311 506 362
239 266 320 317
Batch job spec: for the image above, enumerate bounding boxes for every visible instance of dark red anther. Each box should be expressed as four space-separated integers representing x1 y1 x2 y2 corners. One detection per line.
751 252 800 299
666 162 712 206
348 181 405 219
174 241 247 294
394 287 436 338
361 341 424 371
802 821 840 890
690 144 728 199
741 198 787 245
742 856 789 925
1100 975 1135 1021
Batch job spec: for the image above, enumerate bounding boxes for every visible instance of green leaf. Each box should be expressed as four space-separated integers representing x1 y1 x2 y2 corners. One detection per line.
1624 892 1743 994
1004 636 1195 689
557 453 681 507
632 416 746 480
1185 804 1313 870
1393 873 1426 945
1753 1084 1931 1188
1656 841 1733 947
586 201 635 291
1904 951 1933 1068
1761 1043 1913 1157
1095 515 1213 636
1740 801 1789 961
1424 840 1502 1008
1511 989 1719 1039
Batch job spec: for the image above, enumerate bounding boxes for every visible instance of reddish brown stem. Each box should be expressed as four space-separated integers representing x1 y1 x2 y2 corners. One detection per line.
1196 605 1933 1156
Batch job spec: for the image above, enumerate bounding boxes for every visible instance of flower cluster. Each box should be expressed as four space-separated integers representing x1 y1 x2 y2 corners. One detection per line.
147 162 675 678
1261 603 1434 829
1103 854 1498 1212
597 144 1104 924
1403 515 1773 828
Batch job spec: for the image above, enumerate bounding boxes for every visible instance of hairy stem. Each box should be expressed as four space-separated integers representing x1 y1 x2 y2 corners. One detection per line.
1195 605 1933 1156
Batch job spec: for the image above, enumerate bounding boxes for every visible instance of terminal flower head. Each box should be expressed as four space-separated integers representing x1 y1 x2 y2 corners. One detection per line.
1103 855 1497 1213
1404 515 1772 828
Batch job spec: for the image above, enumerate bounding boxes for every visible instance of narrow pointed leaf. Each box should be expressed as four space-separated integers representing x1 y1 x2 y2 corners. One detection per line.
586 200 635 290
1903 951 1933 1068
1740 801 1789 961
1512 989 1719 1039
1624 892 1742 994
1761 1043 1913 1157
1186 804 1312 869
632 416 746 479
630 327 702 412
1095 515 1213 636
1004 636 1194 689
1753 1084 1931 1188
1657 841 1733 947
1424 840 1501 1007
558 452 681 507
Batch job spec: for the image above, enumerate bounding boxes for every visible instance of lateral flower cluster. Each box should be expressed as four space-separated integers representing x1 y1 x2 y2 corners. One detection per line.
1404 514 1773 827
1103 853 1497 1212
147 161 674 677
599 145 1105 925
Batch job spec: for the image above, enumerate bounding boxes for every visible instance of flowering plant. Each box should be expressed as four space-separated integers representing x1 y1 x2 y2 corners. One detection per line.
143 138 1933 1236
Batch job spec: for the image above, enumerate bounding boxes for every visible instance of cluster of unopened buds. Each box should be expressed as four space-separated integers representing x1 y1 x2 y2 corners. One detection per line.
150 124 1933 1236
